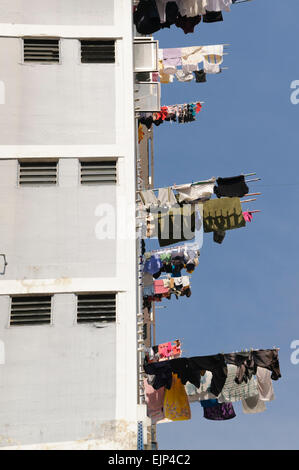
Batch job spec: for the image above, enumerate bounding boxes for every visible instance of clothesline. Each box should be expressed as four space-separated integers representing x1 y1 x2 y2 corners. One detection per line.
136 173 259 193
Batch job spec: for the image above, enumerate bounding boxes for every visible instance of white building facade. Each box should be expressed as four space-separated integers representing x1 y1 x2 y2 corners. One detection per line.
0 0 146 450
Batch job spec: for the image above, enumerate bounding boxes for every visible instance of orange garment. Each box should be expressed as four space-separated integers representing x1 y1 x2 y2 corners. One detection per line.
138 123 144 143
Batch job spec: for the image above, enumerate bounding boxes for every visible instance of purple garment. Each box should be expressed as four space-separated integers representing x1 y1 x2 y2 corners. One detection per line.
163 48 182 67
144 255 163 275
203 402 236 421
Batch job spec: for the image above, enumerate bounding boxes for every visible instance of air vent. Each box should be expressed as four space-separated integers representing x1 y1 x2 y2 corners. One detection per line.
77 294 116 323
80 40 115 63
10 295 52 326
80 161 117 185
24 38 59 63
19 161 58 186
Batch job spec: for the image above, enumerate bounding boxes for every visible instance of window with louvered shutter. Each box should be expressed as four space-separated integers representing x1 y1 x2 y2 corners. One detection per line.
18 161 58 186
10 295 52 326
80 161 117 185
80 40 115 63
23 38 60 63
77 294 116 324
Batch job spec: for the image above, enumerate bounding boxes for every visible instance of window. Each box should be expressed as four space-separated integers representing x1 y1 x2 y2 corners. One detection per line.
23 38 60 63
10 295 52 326
77 294 116 324
80 160 117 185
80 40 115 63
18 161 58 186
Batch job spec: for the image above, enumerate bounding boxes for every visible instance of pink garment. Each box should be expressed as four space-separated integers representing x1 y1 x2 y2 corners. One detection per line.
144 378 165 424
154 280 169 295
158 342 172 358
243 211 253 223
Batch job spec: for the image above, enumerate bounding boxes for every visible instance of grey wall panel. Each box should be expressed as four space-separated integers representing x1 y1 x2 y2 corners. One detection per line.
0 0 114 25
0 39 116 145
0 294 116 447
0 159 117 280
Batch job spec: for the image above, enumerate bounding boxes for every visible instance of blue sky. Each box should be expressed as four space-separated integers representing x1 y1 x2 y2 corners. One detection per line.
150 0 299 450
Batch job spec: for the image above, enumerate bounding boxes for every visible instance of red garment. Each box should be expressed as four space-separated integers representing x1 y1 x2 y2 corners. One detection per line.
196 102 202 113
154 280 169 295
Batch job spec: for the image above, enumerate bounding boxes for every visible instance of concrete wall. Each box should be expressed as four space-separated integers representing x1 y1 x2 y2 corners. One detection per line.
0 0 114 25
0 38 116 145
0 0 140 449
0 293 117 447
0 159 117 280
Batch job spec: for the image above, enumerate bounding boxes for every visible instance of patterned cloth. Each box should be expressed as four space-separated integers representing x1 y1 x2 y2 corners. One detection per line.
164 373 191 421
203 401 236 421
217 364 259 403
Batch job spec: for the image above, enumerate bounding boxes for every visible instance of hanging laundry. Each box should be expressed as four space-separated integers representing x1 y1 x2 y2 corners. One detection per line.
134 0 161 34
144 253 163 275
203 197 246 233
157 204 197 247
164 373 191 421
175 177 216 203
203 10 223 22
140 189 159 209
201 400 236 420
158 59 175 84
205 0 232 12
203 60 221 74
241 395 266 414
158 187 177 207
138 123 145 143
156 340 182 360
144 349 281 396
213 230 226 244
224 349 281 385
217 364 259 403
154 279 170 295
139 101 202 129
143 272 154 297
134 0 234 35
175 14 202 34
256 367 275 402
194 69 207 82
144 378 165 424
145 354 228 396
214 175 249 198
158 342 172 358
163 48 182 73
243 211 253 222
176 69 194 82
185 371 218 402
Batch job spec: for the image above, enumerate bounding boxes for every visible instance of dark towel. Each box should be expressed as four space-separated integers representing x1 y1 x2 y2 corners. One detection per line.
214 175 249 198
